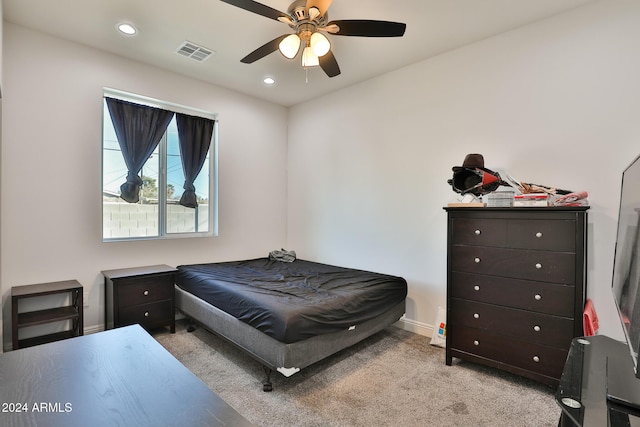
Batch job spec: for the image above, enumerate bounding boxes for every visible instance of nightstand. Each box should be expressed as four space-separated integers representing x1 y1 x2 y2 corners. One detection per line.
102 265 177 333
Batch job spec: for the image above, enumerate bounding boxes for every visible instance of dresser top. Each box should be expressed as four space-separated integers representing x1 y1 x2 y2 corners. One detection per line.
444 206 590 212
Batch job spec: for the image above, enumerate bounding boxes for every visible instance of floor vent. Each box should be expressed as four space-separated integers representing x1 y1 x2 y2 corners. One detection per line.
176 41 214 62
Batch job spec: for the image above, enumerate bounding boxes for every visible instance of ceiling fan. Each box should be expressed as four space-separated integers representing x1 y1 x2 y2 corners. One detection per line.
220 0 407 78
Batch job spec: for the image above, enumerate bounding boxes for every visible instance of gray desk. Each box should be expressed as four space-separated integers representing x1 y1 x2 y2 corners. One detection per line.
0 325 252 427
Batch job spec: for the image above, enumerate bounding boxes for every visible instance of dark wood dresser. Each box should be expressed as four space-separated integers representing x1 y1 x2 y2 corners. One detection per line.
444 206 589 386
103 265 177 333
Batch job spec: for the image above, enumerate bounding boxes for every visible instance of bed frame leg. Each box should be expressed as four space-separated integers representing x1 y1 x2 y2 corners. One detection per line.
186 319 196 333
262 366 273 392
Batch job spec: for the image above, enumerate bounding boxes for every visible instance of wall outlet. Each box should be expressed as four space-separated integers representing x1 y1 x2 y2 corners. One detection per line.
83 292 89 307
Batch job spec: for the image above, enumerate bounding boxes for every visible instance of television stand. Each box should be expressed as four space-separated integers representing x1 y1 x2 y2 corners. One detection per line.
606 354 640 415
557 335 640 426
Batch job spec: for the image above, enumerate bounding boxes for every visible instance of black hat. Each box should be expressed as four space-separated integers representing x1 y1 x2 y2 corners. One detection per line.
452 153 485 172
448 153 504 196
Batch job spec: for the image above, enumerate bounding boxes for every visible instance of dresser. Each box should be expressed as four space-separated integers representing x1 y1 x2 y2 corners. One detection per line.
103 265 177 333
444 207 588 386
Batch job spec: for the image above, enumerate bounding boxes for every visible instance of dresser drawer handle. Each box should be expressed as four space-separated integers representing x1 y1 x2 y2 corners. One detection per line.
535 232 543 238
474 257 481 263
473 313 480 319
533 356 540 363
143 290 150 296
474 229 481 236
473 285 480 291
534 294 542 301
535 263 542 269
144 311 149 317
473 340 480 346
533 325 541 332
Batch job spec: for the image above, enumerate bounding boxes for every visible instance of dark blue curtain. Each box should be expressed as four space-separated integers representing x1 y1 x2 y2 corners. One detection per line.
176 113 215 208
105 97 174 203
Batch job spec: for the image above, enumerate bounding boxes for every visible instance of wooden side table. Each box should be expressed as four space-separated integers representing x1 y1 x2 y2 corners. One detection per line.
11 280 84 350
103 265 177 333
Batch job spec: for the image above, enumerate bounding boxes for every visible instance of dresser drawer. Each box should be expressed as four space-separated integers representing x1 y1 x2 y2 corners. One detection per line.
506 220 575 252
451 246 575 284
451 218 507 247
450 272 575 317
118 300 173 329
451 326 568 380
451 218 575 252
116 276 174 307
449 299 574 348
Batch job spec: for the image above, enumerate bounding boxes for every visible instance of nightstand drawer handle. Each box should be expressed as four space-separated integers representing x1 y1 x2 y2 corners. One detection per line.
535 263 542 269
473 313 480 319
533 325 541 332
534 294 542 301
473 340 480 346
536 232 543 238
143 290 150 296
474 229 481 235
533 356 540 363
473 285 480 291
474 257 481 263
144 311 149 317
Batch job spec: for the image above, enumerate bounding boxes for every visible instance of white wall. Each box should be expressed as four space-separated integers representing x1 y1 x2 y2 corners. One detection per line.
0 0 4 352
1 23 288 348
288 0 640 340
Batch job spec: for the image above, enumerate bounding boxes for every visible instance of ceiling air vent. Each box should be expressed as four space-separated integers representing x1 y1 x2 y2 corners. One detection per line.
176 41 214 62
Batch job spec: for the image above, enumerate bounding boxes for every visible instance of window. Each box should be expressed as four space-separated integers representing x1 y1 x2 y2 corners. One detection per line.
102 89 217 241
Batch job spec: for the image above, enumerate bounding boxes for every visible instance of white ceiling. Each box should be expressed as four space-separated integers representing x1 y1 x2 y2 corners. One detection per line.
3 0 596 107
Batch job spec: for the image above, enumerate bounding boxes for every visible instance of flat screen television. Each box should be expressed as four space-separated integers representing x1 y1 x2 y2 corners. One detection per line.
608 153 640 410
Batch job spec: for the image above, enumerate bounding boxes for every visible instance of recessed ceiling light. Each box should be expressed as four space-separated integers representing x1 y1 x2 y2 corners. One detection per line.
116 23 137 36
263 77 276 86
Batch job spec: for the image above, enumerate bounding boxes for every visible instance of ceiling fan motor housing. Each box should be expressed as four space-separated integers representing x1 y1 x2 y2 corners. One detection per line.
287 0 328 29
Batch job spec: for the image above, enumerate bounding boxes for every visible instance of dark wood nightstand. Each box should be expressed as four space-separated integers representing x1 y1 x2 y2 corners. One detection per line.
103 265 177 333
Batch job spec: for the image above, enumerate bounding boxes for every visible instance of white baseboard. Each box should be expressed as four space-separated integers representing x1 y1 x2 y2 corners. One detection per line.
395 316 433 338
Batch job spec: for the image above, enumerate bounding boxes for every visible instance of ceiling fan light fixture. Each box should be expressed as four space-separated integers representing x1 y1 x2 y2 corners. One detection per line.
279 34 301 59
301 46 319 68
310 32 330 57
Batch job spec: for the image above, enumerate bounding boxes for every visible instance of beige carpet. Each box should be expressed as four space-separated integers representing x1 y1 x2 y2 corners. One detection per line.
154 320 560 426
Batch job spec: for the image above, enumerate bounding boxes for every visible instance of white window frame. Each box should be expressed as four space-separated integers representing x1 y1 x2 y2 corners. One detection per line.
102 88 218 241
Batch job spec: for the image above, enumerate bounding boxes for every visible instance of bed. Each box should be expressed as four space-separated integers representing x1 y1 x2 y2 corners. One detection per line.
174 257 408 391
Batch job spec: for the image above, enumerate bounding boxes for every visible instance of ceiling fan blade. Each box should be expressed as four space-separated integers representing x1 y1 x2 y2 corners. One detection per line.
326 20 406 37
306 0 333 17
241 35 289 64
220 0 289 22
319 50 341 78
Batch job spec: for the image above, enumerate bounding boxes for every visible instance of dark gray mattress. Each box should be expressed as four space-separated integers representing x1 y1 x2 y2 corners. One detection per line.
175 258 408 344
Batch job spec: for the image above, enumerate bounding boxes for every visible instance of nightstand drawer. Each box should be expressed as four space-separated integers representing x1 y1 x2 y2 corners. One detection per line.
450 272 575 317
451 326 568 379
451 246 575 283
119 300 173 329
117 276 173 307
449 298 574 348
